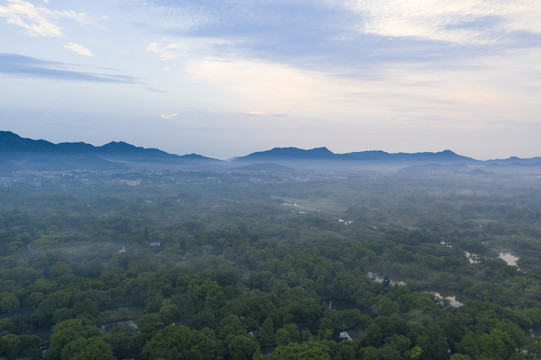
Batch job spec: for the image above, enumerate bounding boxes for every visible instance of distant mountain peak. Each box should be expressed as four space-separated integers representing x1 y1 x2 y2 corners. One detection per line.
235 146 336 161
0 130 63 153
310 146 333 153
437 149 458 156
100 141 139 151
0 131 220 172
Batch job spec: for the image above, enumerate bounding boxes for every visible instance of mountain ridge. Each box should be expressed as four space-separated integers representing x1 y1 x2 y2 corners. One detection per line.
234 146 477 163
2 131 541 173
0 131 218 173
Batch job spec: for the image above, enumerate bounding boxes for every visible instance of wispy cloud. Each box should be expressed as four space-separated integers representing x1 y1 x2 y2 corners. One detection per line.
0 0 87 37
64 42 94 57
0 0 62 36
0 53 136 83
147 42 182 61
122 0 214 33
146 87 166 93
147 38 238 61
136 0 541 77
242 111 266 116
343 0 541 45
186 58 352 117
160 113 178 120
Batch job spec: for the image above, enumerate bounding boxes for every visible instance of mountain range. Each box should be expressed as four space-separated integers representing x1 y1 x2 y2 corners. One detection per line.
1 130 541 173
234 147 477 163
0 131 217 173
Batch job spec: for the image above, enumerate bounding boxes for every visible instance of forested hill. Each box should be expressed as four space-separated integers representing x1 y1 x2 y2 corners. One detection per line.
0 131 219 173
233 147 477 163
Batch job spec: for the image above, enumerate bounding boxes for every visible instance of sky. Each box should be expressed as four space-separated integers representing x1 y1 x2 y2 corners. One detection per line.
1 0 541 160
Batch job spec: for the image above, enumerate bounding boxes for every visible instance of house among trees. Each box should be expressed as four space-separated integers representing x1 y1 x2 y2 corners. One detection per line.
338 328 363 341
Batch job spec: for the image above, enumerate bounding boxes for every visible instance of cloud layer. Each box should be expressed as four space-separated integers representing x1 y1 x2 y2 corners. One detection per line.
0 53 135 83
345 0 541 43
0 0 86 37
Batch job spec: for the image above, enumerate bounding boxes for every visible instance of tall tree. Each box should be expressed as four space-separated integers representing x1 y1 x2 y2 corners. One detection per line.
260 317 274 348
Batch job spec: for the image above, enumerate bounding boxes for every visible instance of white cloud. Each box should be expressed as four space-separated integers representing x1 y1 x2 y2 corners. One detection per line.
160 113 178 120
243 111 266 116
344 0 541 44
147 38 238 61
0 0 87 37
64 42 94 57
185 58 388 121
125 1 214 33
147 42 183 61
184 50 541 134
0 0 62 36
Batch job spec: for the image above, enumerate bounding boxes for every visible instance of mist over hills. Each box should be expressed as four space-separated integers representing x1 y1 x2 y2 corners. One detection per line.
0 131 218 173
234 147 476 163
234 147 337 161
1 130 540 174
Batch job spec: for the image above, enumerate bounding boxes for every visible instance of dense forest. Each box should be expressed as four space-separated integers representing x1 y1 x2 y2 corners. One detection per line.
1 168 541 359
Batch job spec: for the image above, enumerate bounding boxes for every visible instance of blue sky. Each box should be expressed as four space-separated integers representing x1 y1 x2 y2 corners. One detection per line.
1 0 541 159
